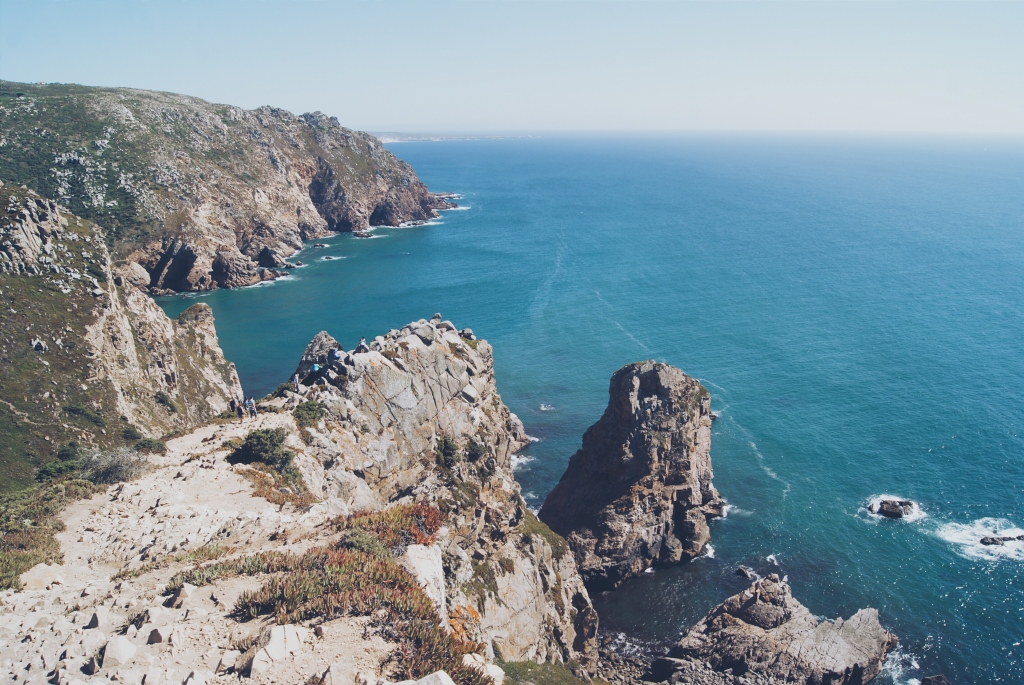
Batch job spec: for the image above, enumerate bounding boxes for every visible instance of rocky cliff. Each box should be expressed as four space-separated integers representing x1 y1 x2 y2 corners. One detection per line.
540 361 724 591
0 81 452 293
668 575 897 685
0 183 241 489
281 316 599 668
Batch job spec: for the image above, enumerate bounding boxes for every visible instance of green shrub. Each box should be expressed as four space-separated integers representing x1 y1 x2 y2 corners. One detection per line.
435 435 461 468
464 440 485 463
122 426 143 441
133 438 166 454
63 404 105 427
293 400 326 429
79 447 148 484
520 510 570 560
230 428 290 470
154 391 178 413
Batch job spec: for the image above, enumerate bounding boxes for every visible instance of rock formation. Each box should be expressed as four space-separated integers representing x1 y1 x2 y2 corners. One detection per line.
0 81 453 292
0 184 241 487
669 574 897 685
540 361 724 590
284 317 599 667
869 498 916 519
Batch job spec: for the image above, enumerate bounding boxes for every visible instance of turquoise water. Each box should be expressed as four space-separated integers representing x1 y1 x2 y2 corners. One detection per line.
161 136 1024 684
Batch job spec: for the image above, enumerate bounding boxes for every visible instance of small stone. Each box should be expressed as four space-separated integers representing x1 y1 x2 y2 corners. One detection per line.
143 666 163 685
415 672 457 685
216 650 239 674
147 625 173 644
317 657 354 685
85 606 109 629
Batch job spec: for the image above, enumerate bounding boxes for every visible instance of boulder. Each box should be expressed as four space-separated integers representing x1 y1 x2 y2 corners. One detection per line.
671 575 897 685
541 361 723 590
415 673 457 685
20 562 60 589
870 499 916 519
317 657 355 685
101 636 137 668
85 605 110 629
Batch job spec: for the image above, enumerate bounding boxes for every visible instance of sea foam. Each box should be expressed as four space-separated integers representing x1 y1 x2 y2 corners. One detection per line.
935 517 1024 561
863 494 928 523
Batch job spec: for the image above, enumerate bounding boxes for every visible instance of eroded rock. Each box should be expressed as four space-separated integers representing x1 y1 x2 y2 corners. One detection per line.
541 361 724 590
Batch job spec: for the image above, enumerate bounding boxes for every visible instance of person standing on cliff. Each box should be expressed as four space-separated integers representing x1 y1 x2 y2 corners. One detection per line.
245 396 257 420
292 373 300 393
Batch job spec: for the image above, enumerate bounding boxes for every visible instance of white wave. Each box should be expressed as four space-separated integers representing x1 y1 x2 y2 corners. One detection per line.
935 517 1024 561
445 205 471 211
643 567 655 574
721 504 752 518
693 544 715 561
765 554 779 566
539 403 556 412
863 495 927 523
880 644 921 684
526 435 541 443
511 454 535 472
749 440 792 497
319 255 346 261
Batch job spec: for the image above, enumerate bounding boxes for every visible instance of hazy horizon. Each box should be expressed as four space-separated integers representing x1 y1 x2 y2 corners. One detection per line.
2 0 1022 135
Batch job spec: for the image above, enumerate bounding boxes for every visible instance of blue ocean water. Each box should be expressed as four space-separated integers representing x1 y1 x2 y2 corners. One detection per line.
161 136 1024 684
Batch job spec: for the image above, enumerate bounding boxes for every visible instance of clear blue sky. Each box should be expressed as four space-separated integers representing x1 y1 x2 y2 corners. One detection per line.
1 1 1021 133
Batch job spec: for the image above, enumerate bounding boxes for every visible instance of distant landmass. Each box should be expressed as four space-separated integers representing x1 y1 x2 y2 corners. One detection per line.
0 81 452 293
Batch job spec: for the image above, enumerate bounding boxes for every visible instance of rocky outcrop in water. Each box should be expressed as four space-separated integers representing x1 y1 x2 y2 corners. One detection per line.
869 498 916 519
540 361 723 591
0 81 452 292
669 575 897 685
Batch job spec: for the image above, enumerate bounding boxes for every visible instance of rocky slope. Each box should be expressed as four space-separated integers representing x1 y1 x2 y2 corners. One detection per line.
2 317 599 685
668 575 897 685
540 361 724 591
0 81 452 293
0 183 241 489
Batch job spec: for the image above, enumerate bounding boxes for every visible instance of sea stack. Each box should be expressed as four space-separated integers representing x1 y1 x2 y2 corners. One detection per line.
540 361 724 591
668 574 897 685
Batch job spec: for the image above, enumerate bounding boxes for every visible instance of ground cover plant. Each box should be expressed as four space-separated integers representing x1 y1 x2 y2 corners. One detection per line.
165 504 490 685
229 428 314 506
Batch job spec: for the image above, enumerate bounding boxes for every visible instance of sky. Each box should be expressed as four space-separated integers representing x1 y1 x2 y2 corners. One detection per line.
0 1 1022 134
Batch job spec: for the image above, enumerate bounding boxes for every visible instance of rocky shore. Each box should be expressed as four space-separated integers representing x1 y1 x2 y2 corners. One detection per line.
0 81 453 293
1 187 906 685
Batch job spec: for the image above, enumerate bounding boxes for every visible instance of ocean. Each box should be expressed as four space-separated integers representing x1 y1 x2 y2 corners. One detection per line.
160 135 1024 684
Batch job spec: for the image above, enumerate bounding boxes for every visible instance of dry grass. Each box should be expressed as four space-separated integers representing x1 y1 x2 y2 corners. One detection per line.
237 464 317 507
111 541 235 581
164 504 490 685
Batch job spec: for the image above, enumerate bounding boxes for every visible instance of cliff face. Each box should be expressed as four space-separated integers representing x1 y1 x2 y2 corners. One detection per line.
540 361 724 591
0 184 241 489
0 82 452 293
283 317 599 668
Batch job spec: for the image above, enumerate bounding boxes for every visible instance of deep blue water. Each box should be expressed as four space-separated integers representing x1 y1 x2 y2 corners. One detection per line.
161 136 1024 684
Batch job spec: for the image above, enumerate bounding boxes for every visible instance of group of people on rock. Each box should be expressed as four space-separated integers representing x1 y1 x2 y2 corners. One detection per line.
235 336 373 421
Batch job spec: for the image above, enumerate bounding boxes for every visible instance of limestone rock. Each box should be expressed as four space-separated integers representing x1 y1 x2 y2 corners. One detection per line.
101 636 137 668
399 545 447 621
415 673 457 685
20 563 60 590
670 575 897 684
869 498 916 519
541 361 723 590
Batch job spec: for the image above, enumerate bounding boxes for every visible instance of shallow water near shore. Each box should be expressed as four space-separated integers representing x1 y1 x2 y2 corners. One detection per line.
161 135 1024 684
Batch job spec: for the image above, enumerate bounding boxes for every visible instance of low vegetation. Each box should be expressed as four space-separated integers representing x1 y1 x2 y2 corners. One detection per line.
230 428 314 506
292 400 327 428
519 510 570 561
436 435 461 468
165 504 489 685
112 541 234 582
500 661 607 685
0 444 152 589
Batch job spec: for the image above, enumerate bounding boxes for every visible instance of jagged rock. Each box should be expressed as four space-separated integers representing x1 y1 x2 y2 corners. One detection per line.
671 575 897 684
85 606 110 629
462 654 505 684
415 673 457 685
980 535 1024 546
101 636 136 668
399 545 447 622
541 361 724 590
869 499 916 519
292 319 598 669
146 625 173 644
317 657 356 685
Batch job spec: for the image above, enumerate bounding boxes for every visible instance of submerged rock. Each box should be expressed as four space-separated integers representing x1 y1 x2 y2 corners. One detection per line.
540 361 724 590
671 574 897 685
